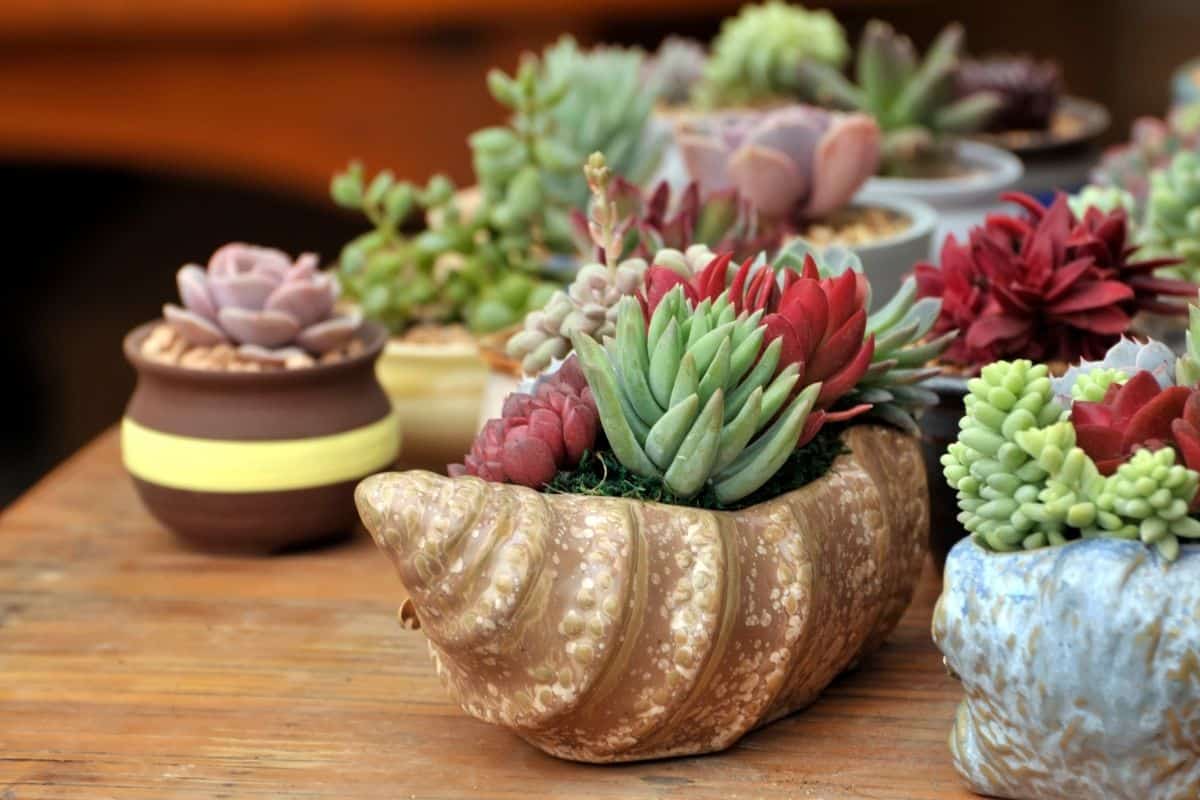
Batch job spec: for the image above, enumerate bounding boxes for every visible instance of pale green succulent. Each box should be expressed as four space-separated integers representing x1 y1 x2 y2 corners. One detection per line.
1011 422 1107 549
1068 184 1137 221
1094 447 1200 561
696 1 849 107
941 360 1066 551
1142 150 1200 282
572 288 819 503
1070 368 1128 401
1177 301 1200 386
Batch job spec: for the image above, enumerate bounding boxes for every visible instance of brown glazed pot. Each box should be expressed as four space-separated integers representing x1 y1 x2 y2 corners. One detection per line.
122 321 400 553
356 425 928 762
921 375 968 571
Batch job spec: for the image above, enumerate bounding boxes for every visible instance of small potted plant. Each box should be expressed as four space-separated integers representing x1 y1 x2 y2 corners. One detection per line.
122 243 399 552
331 38 665 470
1087 103 1200 211
355 234 951 762
933 341 1200 798
913 192 1195 565
798 20 1024 244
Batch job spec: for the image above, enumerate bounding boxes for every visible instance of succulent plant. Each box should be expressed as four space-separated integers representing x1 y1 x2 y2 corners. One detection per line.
165 243 360 358
571 289 823 503
1094 447 1200 561
673 105 881 220
449 355 598 488
696 1 850 108
643 36 707 107
955 55 1061 132
1091 104 1200 208
941 360 1066 551
1053 337 1176 405
1071 370 1194 474
797 21 1002 176
1068 185 1137 221
1141 150 1200 282
1176 301 1200 386
332 164 560 335
1009 421 1107 549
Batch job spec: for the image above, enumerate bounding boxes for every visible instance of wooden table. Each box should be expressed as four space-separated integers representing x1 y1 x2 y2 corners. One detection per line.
0 430 974 799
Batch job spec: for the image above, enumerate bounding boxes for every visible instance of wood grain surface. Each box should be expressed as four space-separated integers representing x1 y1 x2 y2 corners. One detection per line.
0 429 975 799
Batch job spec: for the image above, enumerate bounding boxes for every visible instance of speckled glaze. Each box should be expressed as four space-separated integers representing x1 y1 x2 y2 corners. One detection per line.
934 538 1200 799
356 425 928 762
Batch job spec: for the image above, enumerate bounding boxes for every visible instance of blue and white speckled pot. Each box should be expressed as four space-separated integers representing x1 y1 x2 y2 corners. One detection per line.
933 538 1200 799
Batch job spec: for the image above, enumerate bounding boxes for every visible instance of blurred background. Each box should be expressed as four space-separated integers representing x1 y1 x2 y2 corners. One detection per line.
3 0 1197 505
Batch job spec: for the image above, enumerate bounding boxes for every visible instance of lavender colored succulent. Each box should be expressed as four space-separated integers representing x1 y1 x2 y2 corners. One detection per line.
164 243 360 359
673 105 880 220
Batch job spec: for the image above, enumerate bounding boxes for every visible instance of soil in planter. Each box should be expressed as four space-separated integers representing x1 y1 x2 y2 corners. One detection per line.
140 323 366 371
797 206 912 248
544 426 847 511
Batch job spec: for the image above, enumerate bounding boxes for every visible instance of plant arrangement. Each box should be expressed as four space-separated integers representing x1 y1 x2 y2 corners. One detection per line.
122 243 399 552
933 326 1200 798
1141 150 1200 283
797 21 1002 177
357 226 948 761
1089 102 1200 208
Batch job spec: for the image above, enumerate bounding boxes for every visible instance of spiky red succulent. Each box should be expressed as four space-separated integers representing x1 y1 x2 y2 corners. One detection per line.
449 356 599 488
1071 370 1193 475
916 193 1193 368
1170 393 1200 508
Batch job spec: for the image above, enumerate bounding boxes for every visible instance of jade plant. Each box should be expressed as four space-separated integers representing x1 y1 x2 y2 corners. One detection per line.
672 104 881 221
915 192 1194 369
695 1 849 108
797 21 1002 176
166 243 360 358
1141 150 1200 282
943 337 1200 560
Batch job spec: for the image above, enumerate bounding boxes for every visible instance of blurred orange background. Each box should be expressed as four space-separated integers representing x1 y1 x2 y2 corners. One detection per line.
3 0 1198 502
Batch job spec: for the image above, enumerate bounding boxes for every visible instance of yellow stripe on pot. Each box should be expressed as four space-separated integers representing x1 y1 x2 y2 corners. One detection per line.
121 412 401 493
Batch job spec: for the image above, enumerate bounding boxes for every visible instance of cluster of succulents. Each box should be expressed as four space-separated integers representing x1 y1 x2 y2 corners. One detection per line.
797 22 1001 176
955 55 1061 132
165 243 360 358
672 104 881 221
694 1 849 108
945 323 1200 560
1090 103 1200 207
1141 151 1200 282
915 192 1195 369
332 163 559 335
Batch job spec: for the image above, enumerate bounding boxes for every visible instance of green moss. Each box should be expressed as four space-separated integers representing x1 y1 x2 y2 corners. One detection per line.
543 426 847 511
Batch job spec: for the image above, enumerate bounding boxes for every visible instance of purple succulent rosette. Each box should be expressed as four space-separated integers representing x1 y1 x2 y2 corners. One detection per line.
673 104 881 221
164 243 361 361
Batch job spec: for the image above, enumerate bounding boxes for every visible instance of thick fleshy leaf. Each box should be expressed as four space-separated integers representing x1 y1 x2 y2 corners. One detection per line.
966 313 1029 350
806 309 866 383
265 277 337 328
177 264 217 320
806 113 881 217
675 131 735 192
762 314 806 371
217 307 301 348
209 272 279 312
501 435 558 488
727 143 807 219
163 303 228 346
296 313 361 354
1122 385 1191 450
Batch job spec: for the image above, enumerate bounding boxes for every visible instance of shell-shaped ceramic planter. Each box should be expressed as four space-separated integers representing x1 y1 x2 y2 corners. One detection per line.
356 425 928 762
375 339 489 471
122 321 400 552
933 538 1200 799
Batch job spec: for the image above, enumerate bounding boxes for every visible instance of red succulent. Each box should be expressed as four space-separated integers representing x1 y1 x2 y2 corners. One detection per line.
449 356 599 488
914 235 993 365
1170 393 1200 507
1071 370 1192 475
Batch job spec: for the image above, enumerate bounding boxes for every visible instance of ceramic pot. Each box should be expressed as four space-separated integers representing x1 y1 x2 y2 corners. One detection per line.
832 195 937 305
860 140 1023 252
920 375 969 570
375 340 489 471
356 425 928 763
934 538 1200 799
122 321 400 552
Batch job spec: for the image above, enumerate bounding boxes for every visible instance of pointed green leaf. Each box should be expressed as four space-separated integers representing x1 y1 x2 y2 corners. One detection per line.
757 366 801 432
669 352 699 408
644 394 700 471
690 322 736 375
663 390 723 498
698 337 731 407
729 326 765 386
714 386 762 474
725 338 782 422
714 384 820 502
571 332 660 478
616 297 662 426
649 318 682 409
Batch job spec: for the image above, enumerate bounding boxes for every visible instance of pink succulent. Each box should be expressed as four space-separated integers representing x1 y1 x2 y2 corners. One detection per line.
674 105 881 220
164 243 360 357
449 356 600 489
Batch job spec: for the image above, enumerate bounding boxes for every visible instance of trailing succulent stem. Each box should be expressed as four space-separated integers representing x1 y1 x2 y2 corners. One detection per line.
572 289 819 503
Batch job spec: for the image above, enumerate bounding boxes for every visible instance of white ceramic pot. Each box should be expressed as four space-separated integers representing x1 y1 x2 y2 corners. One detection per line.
860 141 1024 252
934 538 1200 799
832 195 938 306
375 340 488 471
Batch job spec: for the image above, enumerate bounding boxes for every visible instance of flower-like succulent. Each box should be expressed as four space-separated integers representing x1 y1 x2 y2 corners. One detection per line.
1094 447 1200 561
797 21 1002 176
449 355 598 488
165 243 359 358
1071 370 1193 475
1053 337 1175 405
955 55 1061 132
572 290 823 503
941 360 1065 551
696 1 849 108
1091 104 1200 207
1141 150 1200 283
674 105 881 220
643 36 707 107
1068 185 1137 221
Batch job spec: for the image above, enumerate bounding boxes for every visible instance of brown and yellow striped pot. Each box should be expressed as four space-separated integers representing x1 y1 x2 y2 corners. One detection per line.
121 321 400 553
